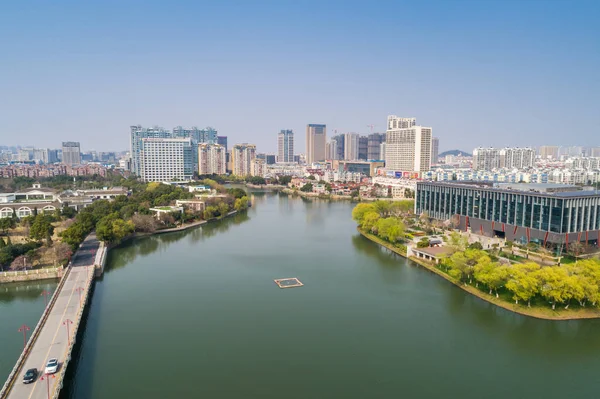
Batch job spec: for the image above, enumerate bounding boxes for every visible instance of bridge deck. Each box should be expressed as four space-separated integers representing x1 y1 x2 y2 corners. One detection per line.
3 235 99 399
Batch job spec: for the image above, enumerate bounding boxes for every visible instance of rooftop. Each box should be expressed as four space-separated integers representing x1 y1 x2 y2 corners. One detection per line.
419 181 600 198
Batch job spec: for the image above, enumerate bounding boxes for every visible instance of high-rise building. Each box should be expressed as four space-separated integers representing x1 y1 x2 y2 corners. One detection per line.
590 147 600 157
61 142 81 166
139 138 193 182
367 133 385 160
539 146 560 160
344 133 360 160
198 144 227 175
306 124 326 164
331 134 345 160
277 130 294 163
251 159 266 177
217 136 228 151
173 126 218 144
387 116 416 130
559 146 584 158
130 126 171 176
33 148 57 164
385 116 432 172
501 147 535 169
232 143 257 176
358 136 369 160
431 137 439 164
473 147 535 170
472 148 502 170
18 148 34 162
266 154 276 165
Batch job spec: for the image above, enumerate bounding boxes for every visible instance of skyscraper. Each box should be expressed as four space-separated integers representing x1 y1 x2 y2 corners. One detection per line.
331 134 345 160
472 148 502 170
198 144 227 175
277 130 294 163
431 137 439 164
539 146 559 160
358 136 369 160
385 116 432 172
344 133 360 160
130 125 171 176
217 136 228 151
232 144 257 176
367 133 386 160
139 138 193 182
501 147 535 169
306 124 326 164
61 142 81 166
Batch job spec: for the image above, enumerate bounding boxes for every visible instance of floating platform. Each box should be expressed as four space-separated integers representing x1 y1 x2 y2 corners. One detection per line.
274 277 304 289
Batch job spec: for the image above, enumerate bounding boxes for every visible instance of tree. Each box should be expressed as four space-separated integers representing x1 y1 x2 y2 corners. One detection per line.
54 243 73 265
60 223 88 249
0 217 16 234
227 188 247 199
468 241 483 250
536 266 569 309
300 183 313 192
362 211 380 232
247 176 266 185
234 196 249 211
352 203 376 227
10 254 31 271
277 175 292 185
0 237 5 249
61 206 77 219
375 218 404 243
29 215 55 242
131 214 158 233
505 263 541 306
417 237 430 248
447 231 468 252
307 175 316 180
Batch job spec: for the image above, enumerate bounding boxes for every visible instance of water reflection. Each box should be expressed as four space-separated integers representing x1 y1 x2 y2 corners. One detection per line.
107 212 251 272
0 281 58 304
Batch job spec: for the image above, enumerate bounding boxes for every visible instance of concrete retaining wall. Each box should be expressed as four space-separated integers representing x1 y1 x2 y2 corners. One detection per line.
0 267 64 284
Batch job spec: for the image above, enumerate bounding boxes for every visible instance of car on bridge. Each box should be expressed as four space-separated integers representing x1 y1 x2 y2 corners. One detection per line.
45 358 59 374
23 368 38 384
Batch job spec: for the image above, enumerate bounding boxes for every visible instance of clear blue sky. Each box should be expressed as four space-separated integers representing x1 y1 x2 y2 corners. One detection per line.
0 0 598 153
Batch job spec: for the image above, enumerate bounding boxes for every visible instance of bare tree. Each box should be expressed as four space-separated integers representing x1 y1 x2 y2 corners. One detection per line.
131 214 158 233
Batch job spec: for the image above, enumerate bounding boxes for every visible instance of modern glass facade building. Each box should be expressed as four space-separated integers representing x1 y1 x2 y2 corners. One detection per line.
416 181 600 246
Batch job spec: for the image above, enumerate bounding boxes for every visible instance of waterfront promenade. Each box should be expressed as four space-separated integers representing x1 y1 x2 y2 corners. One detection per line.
1 235 100 399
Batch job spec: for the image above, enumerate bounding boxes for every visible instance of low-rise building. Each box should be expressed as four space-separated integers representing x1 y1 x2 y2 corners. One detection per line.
175 199 206 213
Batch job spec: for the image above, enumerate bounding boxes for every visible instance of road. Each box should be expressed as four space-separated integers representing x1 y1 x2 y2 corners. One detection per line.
4 235 99 399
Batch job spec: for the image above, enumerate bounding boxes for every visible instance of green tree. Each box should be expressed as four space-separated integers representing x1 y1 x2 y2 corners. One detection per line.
29 215 55 242
417 237 430 248
234 196 249 211
505 263 541 306
0 237 5 249
300 183 313 192
0 218 16 234
277 175 292 185
448 231 468 252
468 241 483 250
536 266 569 309
375 218 404 243
362 211 380 232
352 203 376 227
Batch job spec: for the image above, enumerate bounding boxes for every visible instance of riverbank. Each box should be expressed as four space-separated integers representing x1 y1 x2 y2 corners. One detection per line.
281 188 355 201
358 228 600 320
245 183 286 190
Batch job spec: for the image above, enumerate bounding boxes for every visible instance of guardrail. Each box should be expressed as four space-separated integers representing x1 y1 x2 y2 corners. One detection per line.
1 266 63 278
0 264 73 398
50 266 95 399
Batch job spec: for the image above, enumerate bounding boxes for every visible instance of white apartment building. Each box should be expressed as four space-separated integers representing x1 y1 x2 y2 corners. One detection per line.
344 133 359 160
472 148 502 170
385 116 432 172
251 159 266 177
501 147 535 169
231 143 256 176
198 143 227 175
140 138 193 182
277 130 294 163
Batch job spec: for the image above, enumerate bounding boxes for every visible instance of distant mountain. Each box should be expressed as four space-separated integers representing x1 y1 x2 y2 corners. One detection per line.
438 149 472 157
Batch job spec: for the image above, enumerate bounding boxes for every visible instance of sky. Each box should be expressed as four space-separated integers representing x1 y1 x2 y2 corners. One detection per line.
0 0 598 154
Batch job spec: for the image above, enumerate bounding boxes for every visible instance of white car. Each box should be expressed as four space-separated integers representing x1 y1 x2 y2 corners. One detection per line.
45 358 59 374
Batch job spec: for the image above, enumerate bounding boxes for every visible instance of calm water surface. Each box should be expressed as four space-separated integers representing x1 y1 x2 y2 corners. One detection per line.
3 192 600 398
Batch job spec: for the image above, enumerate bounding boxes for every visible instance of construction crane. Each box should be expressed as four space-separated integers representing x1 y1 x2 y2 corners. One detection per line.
367 124 375 133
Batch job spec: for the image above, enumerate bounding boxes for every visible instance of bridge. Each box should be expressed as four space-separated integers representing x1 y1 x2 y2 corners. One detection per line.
0 234 105 399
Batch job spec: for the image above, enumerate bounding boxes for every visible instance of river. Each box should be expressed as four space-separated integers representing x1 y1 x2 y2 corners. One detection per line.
2 191 600 398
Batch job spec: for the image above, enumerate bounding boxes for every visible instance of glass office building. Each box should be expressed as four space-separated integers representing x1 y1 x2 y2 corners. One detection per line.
416 181 600 246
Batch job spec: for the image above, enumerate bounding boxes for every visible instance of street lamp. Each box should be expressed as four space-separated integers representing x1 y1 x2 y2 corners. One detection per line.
63 319 73 345
41 290 52 308
75 287 85 307
17 325 30 349
40 373 56 399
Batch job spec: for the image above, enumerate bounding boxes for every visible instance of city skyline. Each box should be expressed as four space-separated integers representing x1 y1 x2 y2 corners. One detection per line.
1 1 598 152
